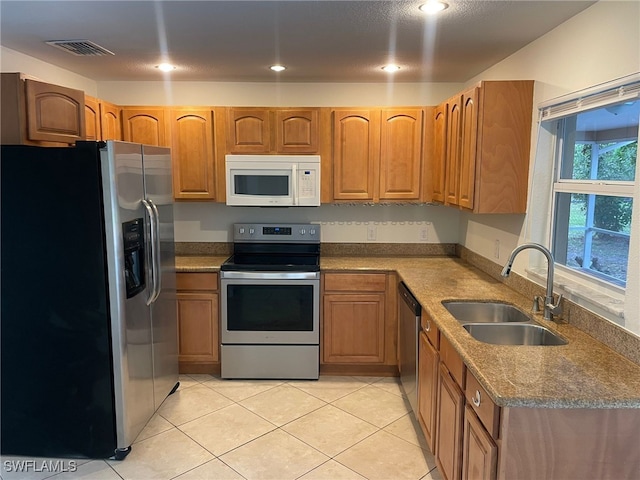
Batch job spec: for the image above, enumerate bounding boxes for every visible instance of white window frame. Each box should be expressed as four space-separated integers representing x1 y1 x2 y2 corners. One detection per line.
531 73 640 330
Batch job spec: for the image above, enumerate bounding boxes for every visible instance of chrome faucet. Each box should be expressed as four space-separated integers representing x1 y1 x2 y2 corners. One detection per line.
501 243 563 321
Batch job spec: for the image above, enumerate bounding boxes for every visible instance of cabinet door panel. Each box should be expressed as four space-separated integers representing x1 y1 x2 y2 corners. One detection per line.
436 364 464 480
100 101 121 141
177 292 219 363
84 95 100 141
122 108 168 146
227 108 271 153
462 406 497 480
323 293 385 363
276 109 319 153
26 79 85 143
458 87 479 210
170 109 216 200
431 104 448 203
445 97 462 205
418 332 439 453
332 110 380 200
379 109 423 200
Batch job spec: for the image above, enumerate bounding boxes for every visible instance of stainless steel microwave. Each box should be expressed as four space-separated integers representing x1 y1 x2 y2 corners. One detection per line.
225 155 321 207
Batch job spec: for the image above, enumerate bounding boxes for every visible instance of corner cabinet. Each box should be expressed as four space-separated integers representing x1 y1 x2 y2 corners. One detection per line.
435 80 534 213
321 272 398 376
169 108 217 201
226 107 321 154
332 108 426 202
1 73 85 145
176 272 220 374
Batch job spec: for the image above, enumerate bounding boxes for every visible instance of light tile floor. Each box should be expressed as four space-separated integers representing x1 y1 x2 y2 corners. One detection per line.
1 375 443 480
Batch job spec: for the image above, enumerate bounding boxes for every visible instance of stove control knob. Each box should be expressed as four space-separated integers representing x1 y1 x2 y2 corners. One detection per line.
310 228 316 235
239 227 245 234
249 228 255 235
300 229 306 235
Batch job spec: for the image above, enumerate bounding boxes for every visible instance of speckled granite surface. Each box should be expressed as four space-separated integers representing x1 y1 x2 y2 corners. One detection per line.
176 253 640 409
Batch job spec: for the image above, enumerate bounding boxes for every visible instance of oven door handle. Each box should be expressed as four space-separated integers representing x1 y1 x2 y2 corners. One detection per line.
221 271 319 280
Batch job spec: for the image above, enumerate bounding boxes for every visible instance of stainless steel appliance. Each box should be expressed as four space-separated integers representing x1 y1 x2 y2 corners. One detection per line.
399 281 421 414
0 141 178 460
220 223 320 379
225 155 321 206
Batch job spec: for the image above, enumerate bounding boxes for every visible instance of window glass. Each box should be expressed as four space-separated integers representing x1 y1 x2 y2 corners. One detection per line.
553 192 632 286
550 98 638 289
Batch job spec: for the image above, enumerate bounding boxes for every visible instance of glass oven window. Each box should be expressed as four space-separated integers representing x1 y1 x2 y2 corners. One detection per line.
227 284 313 331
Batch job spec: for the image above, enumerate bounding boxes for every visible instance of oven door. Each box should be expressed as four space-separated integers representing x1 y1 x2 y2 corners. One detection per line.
221 271 320 344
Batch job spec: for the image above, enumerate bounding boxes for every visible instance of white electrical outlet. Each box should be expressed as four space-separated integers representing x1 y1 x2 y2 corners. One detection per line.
494 239 500 259
367 225 377 241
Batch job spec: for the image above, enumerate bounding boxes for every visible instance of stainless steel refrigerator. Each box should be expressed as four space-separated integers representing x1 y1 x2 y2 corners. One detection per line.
1 140 179 459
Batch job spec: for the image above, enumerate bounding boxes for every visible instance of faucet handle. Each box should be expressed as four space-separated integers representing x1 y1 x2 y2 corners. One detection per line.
547 294 563 316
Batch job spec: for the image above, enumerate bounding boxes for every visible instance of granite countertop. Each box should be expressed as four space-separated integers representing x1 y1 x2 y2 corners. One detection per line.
176 254 640 410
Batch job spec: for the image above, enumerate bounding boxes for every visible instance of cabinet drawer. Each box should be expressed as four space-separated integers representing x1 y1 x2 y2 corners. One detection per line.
324 273 386 292
177 272 219 291
421 308 439 349
465 370 500 439
440 335 465 389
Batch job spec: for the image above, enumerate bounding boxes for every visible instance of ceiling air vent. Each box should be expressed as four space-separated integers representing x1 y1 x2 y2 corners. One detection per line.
45 40 114 56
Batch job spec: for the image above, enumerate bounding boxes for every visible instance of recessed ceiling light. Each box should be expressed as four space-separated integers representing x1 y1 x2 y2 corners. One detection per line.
270 65 286 72
382 64 401 73
155 63 176 72
419 1 449 14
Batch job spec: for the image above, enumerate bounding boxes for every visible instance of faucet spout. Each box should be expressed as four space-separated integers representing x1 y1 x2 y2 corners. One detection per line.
501 243 562 321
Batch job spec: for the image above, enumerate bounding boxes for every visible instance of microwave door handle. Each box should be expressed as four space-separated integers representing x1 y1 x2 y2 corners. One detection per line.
292 163 298 205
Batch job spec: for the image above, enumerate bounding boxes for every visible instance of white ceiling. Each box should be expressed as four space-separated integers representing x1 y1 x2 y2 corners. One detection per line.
0 0 596 83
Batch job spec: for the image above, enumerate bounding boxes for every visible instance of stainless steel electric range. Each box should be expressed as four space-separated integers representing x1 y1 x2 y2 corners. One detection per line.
220 223 320 379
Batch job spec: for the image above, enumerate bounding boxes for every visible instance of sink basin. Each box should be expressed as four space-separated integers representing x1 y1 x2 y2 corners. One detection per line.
462 323 568 346
442 301 530 323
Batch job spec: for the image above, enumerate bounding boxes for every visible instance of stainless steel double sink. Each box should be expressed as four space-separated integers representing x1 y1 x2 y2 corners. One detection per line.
442 301 567 346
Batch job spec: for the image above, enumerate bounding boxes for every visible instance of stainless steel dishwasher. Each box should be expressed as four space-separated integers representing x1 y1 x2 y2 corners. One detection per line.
398 281 421 414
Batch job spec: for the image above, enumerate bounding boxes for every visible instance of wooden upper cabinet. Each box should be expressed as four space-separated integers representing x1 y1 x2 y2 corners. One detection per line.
170 108 216 201
1 74 85 145
121 107 168 146
379 108 424 200
458 87 480 210
84 96 121 141
431 103 448 203
226 108 271 153
275 109 319 153
25 79 85 144
440 81 534 213
84 95 100 141
226 107 321 154
100 100 121 141
445 95 462 206
332 109 380 201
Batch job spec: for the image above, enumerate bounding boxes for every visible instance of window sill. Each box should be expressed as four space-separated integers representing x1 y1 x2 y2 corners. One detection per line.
526 267 625 322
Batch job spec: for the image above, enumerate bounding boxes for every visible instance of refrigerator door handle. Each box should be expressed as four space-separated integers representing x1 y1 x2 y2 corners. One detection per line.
149 199 162 303
142 199 158 306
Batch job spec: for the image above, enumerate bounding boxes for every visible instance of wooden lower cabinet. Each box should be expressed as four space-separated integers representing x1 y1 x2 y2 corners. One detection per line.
418 331 439 452
436 362 465 480
176 272 219 374
462 405 497 480
321 272 397 375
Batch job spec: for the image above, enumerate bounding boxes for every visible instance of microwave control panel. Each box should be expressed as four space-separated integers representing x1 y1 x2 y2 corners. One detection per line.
298 166 317 199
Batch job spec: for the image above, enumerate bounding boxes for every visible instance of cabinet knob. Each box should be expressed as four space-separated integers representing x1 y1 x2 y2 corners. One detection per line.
425 319 431 332
473 390 481 407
